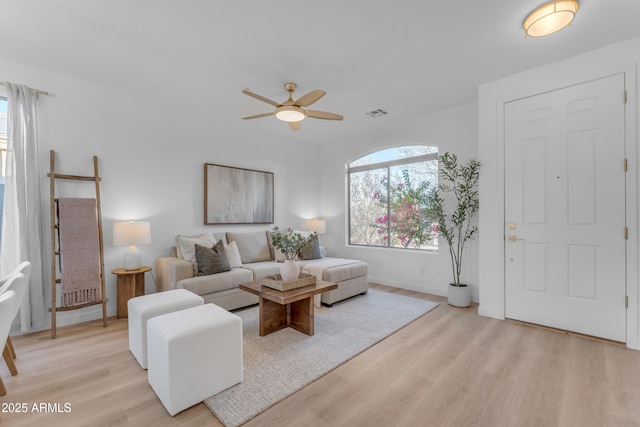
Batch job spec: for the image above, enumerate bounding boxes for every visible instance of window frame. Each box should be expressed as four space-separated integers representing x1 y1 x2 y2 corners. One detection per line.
347 148 438 251
0 95 7 181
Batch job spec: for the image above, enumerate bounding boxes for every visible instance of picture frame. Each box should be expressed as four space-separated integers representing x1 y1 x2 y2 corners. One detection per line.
204 163 274 224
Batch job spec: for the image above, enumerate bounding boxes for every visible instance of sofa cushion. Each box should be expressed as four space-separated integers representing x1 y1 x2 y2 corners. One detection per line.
226 231 272 264
224 241 243 269
177 268 253 295
195 241 231 275
240 261 282 280
322 261 368 283
298 235 322 260
303 258 369 283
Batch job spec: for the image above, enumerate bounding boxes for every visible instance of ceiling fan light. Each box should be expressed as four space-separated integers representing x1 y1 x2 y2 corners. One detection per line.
275 105 306 122
524 0 579 37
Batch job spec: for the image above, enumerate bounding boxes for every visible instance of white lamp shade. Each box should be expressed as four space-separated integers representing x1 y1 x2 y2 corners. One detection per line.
306 219 326 234
113 221 152 246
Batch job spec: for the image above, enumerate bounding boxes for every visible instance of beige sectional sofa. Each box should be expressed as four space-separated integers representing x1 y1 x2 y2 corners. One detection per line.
156 230 369 310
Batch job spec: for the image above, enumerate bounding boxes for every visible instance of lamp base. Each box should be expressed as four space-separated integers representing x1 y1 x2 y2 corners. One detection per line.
123 250 142 271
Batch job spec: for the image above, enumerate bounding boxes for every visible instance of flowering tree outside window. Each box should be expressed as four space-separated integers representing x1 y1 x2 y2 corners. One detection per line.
349 168 387 246
373 170 435 249
348 146 438 251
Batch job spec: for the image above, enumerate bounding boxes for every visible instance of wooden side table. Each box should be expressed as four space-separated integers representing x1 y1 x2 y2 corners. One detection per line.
111 266 151 319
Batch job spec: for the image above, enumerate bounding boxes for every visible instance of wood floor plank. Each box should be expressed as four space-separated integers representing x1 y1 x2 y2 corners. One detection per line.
1 283 640 426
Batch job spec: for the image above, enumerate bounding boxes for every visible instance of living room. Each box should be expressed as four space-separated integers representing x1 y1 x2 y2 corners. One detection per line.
2 1 640 426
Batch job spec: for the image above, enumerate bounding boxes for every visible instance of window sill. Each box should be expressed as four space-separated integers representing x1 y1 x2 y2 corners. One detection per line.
346 244 438 255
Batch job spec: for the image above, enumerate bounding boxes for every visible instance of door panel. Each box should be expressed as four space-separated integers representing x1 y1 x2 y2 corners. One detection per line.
522 242 548 293
505 74 626 342
567 130 597 224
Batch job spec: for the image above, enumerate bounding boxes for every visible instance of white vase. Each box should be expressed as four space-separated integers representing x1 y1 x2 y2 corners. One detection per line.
280 260 300 281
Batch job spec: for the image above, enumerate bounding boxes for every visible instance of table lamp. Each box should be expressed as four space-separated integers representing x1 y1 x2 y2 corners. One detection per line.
305 218 326 234
113 221 152 270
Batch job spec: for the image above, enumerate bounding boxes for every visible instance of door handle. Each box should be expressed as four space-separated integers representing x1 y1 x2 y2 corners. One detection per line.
507 235 524 242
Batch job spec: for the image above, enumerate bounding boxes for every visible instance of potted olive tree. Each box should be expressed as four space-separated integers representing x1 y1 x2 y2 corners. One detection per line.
427 152 480 307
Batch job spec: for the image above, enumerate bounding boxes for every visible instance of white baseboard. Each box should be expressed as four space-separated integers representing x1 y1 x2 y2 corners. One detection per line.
627 339 640 351
53 306 118 328
477 306 504 320
11 305 118 336
369 275 479 303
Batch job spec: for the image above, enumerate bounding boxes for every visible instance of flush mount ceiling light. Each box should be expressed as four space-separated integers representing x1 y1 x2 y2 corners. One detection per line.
523 0 579 37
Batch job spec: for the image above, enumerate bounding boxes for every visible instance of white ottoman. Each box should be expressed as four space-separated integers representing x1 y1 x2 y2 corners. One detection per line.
128 289 204 369
147 303 243 416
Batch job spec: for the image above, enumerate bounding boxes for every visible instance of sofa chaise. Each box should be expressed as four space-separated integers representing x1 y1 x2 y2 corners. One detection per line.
156 231 369 310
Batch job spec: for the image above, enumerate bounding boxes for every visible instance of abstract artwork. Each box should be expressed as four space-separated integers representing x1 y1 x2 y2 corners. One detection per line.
204 163 274 224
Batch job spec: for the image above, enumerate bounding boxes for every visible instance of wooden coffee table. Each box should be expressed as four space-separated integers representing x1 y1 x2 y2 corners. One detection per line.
239 280 338 336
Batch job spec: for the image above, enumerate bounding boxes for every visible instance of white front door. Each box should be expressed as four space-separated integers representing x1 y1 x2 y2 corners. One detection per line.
504 74 627 342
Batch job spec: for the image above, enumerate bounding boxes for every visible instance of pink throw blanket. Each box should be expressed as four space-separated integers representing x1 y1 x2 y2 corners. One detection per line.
58 198 102 306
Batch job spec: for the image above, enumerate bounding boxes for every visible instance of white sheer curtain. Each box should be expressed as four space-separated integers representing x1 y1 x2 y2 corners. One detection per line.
0 82 45 332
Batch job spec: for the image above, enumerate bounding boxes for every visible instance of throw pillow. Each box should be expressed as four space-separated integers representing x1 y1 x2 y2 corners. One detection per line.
195 240 231 276
298 235 322 260
176 233 216 264
224 240 243 268
226 231 272 264
266 230 276 260
274 249 286 263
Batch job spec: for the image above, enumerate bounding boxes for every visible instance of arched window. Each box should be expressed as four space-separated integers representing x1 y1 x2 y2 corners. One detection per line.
348 145 438 251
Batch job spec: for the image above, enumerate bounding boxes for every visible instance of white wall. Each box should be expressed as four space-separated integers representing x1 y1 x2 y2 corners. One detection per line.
319 103 479 299
478 36 640 349
0 58 322 330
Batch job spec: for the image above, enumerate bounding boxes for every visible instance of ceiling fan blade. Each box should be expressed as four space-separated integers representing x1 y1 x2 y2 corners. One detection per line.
242 89 280 107
306 110 344 121
294 90 326 107
242 111 275 120
289 121 301 131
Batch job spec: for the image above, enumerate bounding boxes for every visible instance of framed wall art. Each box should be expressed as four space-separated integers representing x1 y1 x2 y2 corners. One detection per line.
204 163 274 224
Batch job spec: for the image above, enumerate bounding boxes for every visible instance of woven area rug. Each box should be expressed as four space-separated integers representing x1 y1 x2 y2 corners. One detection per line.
204 288 439 427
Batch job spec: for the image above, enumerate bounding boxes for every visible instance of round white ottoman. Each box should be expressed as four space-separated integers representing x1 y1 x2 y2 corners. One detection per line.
147 303 243 416
128 289 204 369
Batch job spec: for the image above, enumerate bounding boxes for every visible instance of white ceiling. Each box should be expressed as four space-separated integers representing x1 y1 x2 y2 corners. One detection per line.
3 0 640 144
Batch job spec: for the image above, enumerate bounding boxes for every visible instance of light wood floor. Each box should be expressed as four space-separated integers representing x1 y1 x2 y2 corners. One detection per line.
1 284 640 426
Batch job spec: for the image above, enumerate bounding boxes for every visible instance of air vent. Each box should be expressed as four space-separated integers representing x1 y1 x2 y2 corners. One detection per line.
366 109 388 118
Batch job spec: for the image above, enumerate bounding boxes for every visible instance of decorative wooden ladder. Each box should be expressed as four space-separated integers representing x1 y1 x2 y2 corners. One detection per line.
48 150 107 338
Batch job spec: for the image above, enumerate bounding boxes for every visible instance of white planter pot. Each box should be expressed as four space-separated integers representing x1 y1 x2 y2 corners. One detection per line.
280 260 300 281
448 283 471 307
